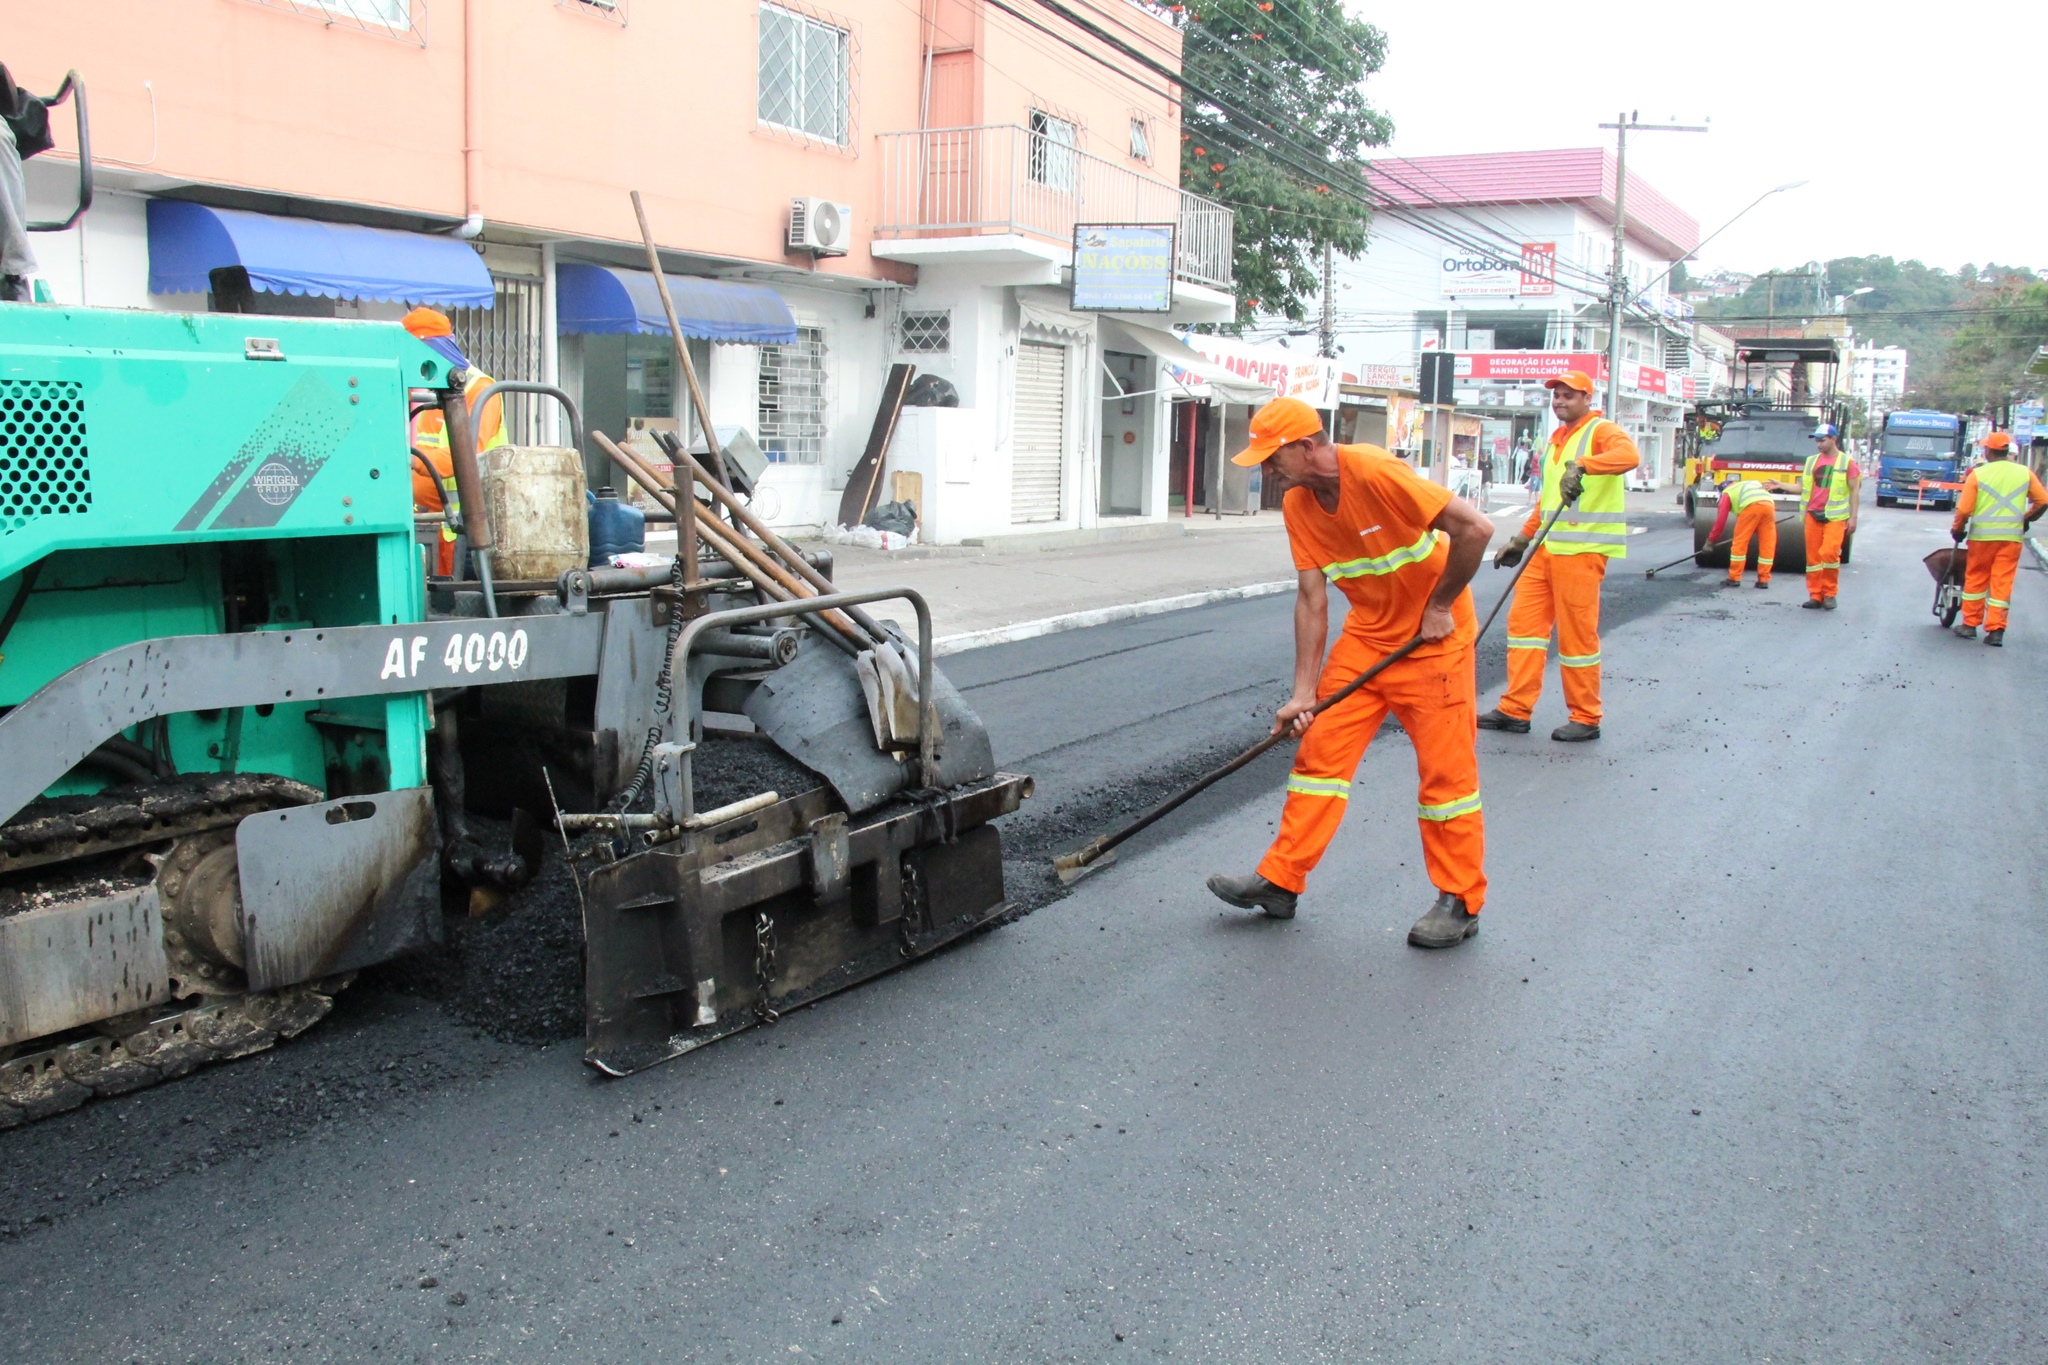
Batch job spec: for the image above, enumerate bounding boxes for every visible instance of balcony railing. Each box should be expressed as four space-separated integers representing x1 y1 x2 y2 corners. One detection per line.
874 125 1235 292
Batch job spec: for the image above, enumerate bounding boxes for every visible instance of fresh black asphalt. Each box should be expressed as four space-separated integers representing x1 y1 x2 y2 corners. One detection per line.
2 499 2041 1361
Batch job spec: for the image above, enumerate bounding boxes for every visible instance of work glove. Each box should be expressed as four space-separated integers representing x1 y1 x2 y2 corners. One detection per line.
1494 534 1530 570
1952 528 1967 546
1558 461 1586 504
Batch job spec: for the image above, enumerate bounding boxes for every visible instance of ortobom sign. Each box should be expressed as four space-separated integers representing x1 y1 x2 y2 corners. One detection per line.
1439 243 1556 298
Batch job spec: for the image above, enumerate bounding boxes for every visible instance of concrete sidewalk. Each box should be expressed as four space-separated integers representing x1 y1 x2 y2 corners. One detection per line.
643 485 1672 653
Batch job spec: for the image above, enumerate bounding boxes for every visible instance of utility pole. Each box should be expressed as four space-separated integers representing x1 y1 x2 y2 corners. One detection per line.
1597 113 1707 420
1318 243 1335 360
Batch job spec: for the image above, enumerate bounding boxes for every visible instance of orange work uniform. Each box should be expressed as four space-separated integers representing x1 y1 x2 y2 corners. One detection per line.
1952 463 2048 631
1254 445 1486 911
1797 450 1858 602
1709 483 1777 585
1496 413 1639 726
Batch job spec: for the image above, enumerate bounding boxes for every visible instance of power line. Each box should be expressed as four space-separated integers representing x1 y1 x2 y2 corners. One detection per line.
1023 0 1620 299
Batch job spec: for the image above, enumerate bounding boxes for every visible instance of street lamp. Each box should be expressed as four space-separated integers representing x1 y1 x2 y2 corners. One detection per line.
1640 180 1807 300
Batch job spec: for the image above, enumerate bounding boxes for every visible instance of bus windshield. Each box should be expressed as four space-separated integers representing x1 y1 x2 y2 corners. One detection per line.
1882 433 1957 458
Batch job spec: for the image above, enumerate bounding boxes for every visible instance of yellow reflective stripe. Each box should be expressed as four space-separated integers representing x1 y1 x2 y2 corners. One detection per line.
1988 598 2010 609
1962 590 1989 601
1558 650 1601 667
1417 791 1482 821
1757 557 1774 565
1324 530 1439 581
1506 635 1549 651
1809 561 1842 571
1286 775 1351 799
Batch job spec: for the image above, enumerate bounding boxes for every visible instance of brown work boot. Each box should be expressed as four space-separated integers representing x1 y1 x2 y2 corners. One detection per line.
1986 629 2006 647
1206 872 1297 920
1823 596 1839 611
1407 892 1479 949
1551 721 1600 742
1802 598 1825 610
1955 623 1978 639
1756 580 1770 589
1476 708 1531 734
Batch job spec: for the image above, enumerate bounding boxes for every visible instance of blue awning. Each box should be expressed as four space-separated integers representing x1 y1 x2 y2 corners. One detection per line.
146 200 495 307
556 263 797 343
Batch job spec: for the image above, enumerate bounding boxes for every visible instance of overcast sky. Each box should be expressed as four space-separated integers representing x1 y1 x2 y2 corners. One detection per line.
1364 0 2046 276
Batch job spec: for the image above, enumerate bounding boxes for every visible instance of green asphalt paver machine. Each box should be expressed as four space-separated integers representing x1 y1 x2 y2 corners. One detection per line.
0 303 1028 1125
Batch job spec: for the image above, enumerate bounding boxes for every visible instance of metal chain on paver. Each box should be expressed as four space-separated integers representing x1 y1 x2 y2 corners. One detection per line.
753 909 780 1024
898 852 927 958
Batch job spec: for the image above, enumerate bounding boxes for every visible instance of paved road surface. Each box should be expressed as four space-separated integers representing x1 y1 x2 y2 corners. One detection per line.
3 501 2044 1361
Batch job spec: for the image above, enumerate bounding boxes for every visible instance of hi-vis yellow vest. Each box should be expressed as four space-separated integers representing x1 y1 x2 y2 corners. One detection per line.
1726 480 1775 512
1968 459 2033 542
1800 452 1854 521
1541 419 1629 558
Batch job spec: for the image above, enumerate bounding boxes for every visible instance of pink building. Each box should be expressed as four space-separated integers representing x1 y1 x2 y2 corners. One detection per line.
7 0 1235 537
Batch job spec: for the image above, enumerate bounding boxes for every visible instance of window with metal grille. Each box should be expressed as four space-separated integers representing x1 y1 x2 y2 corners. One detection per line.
899 310 950 354
448 273 546 445
558 0 625 20
241 0 422 42
759 326 828 464
1028 110 1077 190
1128 116 1151 163
758 5 850 146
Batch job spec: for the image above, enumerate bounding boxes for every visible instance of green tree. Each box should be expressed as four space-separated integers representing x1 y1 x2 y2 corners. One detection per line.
1696 256 2041 391
1906 280 2048 416
1175 0 1392 326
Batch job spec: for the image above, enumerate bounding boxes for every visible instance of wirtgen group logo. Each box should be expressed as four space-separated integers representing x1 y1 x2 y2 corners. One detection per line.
250 461 301 507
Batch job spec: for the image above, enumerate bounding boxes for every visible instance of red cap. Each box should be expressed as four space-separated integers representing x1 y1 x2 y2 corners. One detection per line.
1985 432 2014 451
1544 370 1596 394
1232 396 1324 466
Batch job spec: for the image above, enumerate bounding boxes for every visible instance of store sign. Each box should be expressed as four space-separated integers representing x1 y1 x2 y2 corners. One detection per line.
1455 352 1609 384
1351 363 1417 390
2014 402 2042 447
1439 242 1558 297
1072 223 1176 312
1681 376 1697 401
1180 334 1339 408
1622 361 1668 395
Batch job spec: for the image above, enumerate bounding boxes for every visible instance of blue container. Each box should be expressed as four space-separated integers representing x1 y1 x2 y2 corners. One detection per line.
587 486 646 566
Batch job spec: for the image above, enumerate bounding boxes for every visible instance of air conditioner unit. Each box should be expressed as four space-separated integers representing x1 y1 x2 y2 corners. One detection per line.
789 197 853 256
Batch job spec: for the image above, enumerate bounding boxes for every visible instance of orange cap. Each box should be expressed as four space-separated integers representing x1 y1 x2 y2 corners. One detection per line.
1232 396 1324 466
1544 369 1595 394
402 306 455 340
1985 432 2014 451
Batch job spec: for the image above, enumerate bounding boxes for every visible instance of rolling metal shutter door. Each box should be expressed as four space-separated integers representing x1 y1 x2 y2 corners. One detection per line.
1012 340 1067 523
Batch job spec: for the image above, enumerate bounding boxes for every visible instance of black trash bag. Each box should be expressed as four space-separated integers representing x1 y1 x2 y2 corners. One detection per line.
863 499 919 538
903 374 960 408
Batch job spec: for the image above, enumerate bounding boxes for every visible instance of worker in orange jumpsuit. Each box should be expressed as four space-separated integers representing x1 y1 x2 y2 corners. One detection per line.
1204 398 1497 949
403 306 505 577
1707 477 1779 588
1767 424 1859 609
1949 431 2048 645
1477 370 1639 742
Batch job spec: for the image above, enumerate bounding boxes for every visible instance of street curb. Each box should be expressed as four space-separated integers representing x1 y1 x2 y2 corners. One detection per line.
932 580 1295 656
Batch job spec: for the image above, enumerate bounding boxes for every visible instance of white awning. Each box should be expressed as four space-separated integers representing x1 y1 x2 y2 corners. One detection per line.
1099 319 1274 406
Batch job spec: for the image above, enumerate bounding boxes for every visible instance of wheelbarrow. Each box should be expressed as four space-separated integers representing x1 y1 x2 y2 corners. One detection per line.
1924 545 1967 628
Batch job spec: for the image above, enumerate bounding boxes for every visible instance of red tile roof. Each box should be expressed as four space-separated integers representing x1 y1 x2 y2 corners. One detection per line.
1365 149 1700 262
